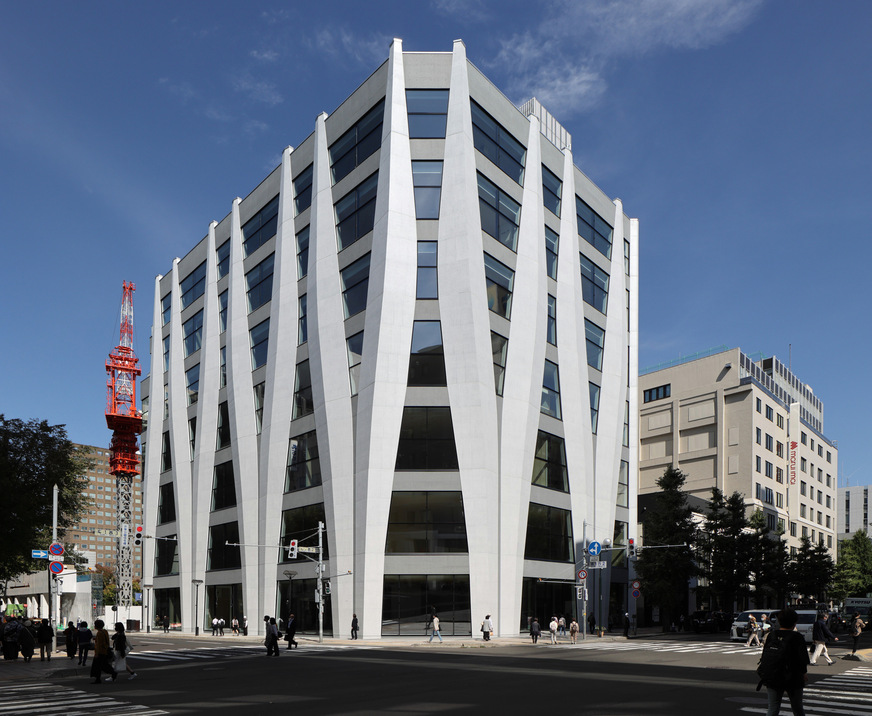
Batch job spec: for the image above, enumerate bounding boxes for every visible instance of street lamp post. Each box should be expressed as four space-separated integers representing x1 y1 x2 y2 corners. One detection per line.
191 579 203 636
143 584 153 633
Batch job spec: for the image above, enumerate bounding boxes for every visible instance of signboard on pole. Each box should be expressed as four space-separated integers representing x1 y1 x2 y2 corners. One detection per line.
632 589 641 599
31 550 48 559
588 541 602 557
49 554 63 562
48 543 64 557
577 569 588 581
49 561 64 575
589 560 608 569
631 580 641 589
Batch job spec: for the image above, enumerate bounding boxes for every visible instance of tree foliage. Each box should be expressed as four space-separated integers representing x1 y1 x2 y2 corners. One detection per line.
93 564 141 607
636 466 697 630
831 531 872 601
0 415 90 588
788 536 835 602
747 509 789 606
699 488 750 611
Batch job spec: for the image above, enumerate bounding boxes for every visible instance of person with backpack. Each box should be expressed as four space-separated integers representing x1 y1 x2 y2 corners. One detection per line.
746 615 762 647
756 608 809 716
810 612 838 665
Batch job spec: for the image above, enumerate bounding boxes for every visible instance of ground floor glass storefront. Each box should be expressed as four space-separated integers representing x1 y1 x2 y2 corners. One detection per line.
519 576 575 631
382 574 471 636
205 584 244 633
153 587 181 630
275 577 332 635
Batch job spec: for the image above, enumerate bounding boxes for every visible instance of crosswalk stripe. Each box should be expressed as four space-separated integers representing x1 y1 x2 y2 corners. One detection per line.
0 684 167 716
740 667 872 715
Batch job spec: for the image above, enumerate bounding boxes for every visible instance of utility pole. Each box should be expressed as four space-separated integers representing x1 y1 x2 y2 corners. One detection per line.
51 484 58 628
318 521 324 644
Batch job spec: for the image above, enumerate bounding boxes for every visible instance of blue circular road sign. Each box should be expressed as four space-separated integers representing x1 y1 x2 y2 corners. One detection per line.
588 541 602 556
49 561 64 575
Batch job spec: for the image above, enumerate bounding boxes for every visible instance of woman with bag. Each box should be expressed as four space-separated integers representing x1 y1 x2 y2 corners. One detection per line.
111 622 137 680
64 622 78 659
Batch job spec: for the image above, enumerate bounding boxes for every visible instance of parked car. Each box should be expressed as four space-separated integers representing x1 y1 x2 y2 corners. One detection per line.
730 609 776 642
691 610 731 633
794 610 819 644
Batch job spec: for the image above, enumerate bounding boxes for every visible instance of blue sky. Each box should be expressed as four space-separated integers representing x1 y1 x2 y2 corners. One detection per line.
1 1 869 486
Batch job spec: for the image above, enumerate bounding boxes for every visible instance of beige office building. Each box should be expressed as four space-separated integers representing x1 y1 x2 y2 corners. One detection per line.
639 347 837 556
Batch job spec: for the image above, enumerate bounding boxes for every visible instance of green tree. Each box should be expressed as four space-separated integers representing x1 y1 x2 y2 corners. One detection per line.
747 510 789 607
93 564 142 607
788 536 835 602
636 466 697 631
0 415 90 593
832 531 872 601
700 488 750 612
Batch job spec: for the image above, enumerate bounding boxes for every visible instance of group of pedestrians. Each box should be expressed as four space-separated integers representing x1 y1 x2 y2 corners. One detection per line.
262 613 298 655
0 617 53 662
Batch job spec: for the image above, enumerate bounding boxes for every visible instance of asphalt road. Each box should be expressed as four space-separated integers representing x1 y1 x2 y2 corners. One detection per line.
6 632 867 715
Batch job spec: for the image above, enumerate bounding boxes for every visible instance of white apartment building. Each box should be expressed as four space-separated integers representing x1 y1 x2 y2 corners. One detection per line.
839 485 870 541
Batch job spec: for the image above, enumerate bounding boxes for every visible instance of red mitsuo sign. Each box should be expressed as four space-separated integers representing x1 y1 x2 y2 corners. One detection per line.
789 441 798 485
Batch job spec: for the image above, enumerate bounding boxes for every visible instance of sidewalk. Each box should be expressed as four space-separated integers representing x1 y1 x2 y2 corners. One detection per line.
2 631 867 683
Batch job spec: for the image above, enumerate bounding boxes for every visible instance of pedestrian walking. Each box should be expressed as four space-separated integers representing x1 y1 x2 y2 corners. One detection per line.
231 617 239 635
211 617 219 636
429 614 443 643
569 619 579 644
481 614 494 641
90 619 117 684
623 613 631 638
530 618 541 644
18 621 35 662
850 613 866 654
351 613 359 640
746 616 762 647
810 613 838 665
77 621 93 666
243 616 249 636
219 618 225 636
588 612 596 636
162 615 169 633
558 615 566 637
64 621 78 659
37 619 53 661
285 613 298 649
549 616 558 644
265 617 280 657
111 622 137 680
757 608 809 716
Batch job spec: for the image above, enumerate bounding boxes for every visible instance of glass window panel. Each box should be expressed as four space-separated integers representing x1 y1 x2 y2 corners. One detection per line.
249 318 270 370
385 492 468 553
216 241 230 279
483 253 514 319
408 321 446 387
329 100 385 184
585 320 605 370
580 255 609 313
212 460 237 511
347 331 364 395
341 253 371 318
186 364 200 405
180 262 207 309
524 503 574 562
532 431 568 492
293 360 314 419
470 101 526 184
298 294 307 345
406 89 449 114
541 361 561 419
547 295 557 345
218 291 228 333
161 293 171 326
246 253 275 313
207 521 240 570
589 382 601 434
576 196 613 259
395 407 459 470
285 431 322 492
280 504 328 562
491 332 508 396
182 310 204 357
293 164 313 215
296 226 310 279
242 195 279 257
216 401 231 450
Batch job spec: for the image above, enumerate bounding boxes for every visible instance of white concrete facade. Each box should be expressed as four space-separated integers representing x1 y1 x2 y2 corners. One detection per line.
141 40 638 637
838 485 870 541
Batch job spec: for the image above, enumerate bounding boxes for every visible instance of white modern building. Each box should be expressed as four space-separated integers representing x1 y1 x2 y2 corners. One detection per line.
839 485 870 542
639 348 837 557
140 40 638 637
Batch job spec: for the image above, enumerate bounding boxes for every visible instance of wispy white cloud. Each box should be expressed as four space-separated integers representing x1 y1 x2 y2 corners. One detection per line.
244 119 269 136
230 72 283 106
309 27 391 68
431 0 492 23
491 0 765 116
250 49 279 62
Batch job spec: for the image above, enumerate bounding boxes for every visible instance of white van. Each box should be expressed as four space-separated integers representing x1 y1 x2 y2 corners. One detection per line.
794 610 819 644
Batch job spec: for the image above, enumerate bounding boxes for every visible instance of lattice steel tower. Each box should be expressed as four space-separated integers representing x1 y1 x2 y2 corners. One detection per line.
105 281 143 608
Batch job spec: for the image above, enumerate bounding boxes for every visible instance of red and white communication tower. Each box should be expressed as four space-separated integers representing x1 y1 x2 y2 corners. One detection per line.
105 281 143 608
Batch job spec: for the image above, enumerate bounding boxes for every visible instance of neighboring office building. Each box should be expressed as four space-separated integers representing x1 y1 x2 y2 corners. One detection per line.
140 40 638 637
68 444 144 580
639 347 837 559
839 485 870 541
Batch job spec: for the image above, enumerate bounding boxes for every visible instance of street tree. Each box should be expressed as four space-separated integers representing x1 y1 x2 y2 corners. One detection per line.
831 530 872 602
636 465 697 631
0 415 90 595
788 536 835 602
700 488 750 612
747 510 789 607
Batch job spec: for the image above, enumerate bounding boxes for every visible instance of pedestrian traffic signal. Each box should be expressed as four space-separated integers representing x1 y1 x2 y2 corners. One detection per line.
628 538 635 558
287 539 298 559
324 580 331 596
133 525 144 547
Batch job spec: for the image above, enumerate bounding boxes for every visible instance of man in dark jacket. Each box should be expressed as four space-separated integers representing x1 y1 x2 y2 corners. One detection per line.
810 612 838 665
760 608 809 716
286 613 298 649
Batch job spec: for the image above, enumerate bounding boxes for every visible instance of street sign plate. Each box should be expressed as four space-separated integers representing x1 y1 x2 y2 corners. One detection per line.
632 589 641 599
297 546 318 553
96 529 120 537
588 541 602 557
577 569 588 581
31 550 48 559
631 580 641 589
48 542 64 556
589 560 607 569
49 561 64 574
49 554 63 562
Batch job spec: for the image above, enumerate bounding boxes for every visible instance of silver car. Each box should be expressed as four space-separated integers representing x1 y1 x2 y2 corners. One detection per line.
730 609 776 641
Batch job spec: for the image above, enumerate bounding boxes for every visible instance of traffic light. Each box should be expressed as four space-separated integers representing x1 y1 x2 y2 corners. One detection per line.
628 538 635 559
287 539 298 559
324 580 331 596
133 525 144 547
